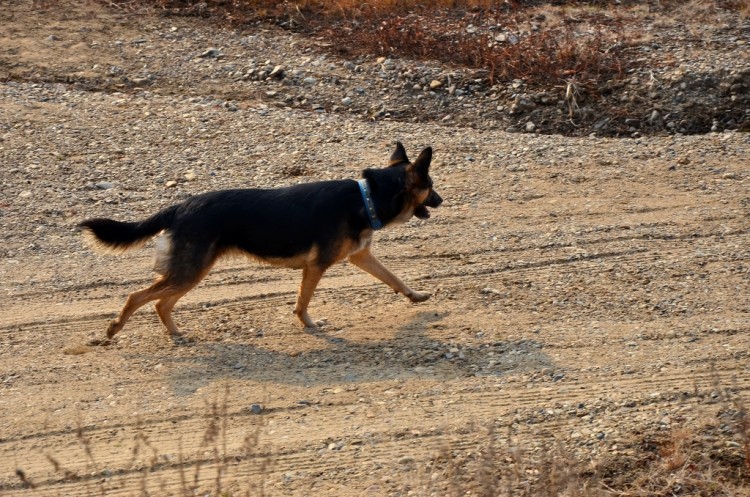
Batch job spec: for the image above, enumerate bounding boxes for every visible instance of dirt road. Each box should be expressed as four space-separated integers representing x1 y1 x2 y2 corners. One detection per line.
1 2 749 495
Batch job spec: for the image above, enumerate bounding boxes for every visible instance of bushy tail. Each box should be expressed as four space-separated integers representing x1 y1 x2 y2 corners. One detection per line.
79 205 178 252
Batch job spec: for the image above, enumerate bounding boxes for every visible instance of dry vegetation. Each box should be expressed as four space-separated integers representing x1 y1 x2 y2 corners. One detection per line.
15 381 750 496
105 0 749 88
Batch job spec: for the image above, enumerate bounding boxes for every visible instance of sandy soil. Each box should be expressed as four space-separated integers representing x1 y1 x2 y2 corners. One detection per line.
1 2 749 495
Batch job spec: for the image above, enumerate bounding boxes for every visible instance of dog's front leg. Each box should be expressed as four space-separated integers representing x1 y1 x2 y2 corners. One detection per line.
349 247 430 303
294 264 325 328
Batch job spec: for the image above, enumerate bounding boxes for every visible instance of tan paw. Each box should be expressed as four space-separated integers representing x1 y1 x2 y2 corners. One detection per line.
407 291 431 303
106 321 120 338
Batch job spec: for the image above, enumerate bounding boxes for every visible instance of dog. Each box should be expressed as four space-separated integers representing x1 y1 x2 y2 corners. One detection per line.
79 142 442 339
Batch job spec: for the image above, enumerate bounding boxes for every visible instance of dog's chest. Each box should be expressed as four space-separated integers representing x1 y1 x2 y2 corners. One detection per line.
353 232 373 254
340 231 373 260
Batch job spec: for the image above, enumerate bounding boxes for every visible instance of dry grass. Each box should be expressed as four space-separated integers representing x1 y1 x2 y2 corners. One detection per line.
329 9 627 87
400 374 750 497
11 381 750 496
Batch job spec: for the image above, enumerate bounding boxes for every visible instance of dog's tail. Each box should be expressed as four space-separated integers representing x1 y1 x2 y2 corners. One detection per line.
79 205 178 253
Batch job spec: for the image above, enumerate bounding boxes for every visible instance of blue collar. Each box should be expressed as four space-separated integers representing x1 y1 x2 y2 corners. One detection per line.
357 179 383 230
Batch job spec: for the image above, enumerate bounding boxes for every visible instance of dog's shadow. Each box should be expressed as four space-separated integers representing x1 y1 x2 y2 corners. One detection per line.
140 312 554 396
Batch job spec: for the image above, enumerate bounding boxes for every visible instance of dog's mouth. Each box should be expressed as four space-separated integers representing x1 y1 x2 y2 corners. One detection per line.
414 190 442 220
414 205 431 219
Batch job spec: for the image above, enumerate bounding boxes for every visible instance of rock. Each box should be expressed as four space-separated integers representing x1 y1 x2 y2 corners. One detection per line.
525 121 536 132
197 48 222 59
165 180 177 188
95 182 113 190
184 171 196 181
250 403 264 414
268 64 285 78
302 77 318 86
341 97 353 106
429 80 442 90
381 59 396 71
131 76 151 86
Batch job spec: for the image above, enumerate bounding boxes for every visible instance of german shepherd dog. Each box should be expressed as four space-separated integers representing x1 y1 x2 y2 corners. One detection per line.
80 142 442 339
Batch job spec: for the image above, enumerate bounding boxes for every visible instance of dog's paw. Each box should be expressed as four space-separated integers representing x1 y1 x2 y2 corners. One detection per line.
407 291 431 303
295 309 320 329
106 321 120 339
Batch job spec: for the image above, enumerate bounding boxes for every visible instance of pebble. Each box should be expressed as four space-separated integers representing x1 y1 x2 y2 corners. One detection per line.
197 48 222 59
95 182 113 190
269 65 285 78
249 404 264 414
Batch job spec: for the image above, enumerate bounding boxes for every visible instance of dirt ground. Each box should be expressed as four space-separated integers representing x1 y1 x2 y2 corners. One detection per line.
1 2 749 496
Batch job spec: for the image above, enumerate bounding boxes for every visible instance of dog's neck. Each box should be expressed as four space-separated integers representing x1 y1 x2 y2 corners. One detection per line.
357 179 382 230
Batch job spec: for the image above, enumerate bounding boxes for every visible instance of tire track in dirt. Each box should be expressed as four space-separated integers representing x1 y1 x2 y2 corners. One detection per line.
3 227 747 335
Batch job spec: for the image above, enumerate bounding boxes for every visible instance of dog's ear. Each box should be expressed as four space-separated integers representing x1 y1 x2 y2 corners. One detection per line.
411 147 433 177
389 141 409 166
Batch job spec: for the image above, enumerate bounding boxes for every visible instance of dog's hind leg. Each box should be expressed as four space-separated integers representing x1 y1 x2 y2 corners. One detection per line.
154 293 185 337
107 277 179 338
153 263 215 337
294 264 325 328
349 247 430 303
110 243 218 338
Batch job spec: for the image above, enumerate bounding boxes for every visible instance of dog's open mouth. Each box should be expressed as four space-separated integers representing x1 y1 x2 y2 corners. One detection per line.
414 205 431 219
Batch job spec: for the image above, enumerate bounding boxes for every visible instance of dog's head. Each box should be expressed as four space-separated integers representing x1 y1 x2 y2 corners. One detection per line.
388 142 443 220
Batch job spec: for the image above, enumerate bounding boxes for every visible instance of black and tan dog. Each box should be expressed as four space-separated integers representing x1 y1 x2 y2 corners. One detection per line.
80 142 442 339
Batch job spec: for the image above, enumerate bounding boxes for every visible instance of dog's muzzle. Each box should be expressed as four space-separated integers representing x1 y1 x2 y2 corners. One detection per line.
414 190 443 219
